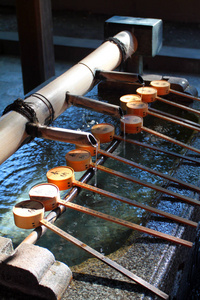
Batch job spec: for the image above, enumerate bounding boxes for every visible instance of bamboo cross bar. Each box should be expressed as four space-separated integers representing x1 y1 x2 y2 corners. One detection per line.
91 163 200 212
72 180 197 227
114 135 200 165
98 149 200 193
40 219 169 300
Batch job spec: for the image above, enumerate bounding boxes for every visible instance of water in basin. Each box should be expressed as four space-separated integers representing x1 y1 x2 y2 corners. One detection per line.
0 78 199 267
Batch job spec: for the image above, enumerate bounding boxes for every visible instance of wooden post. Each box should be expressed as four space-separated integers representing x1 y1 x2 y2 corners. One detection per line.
16 0 55 94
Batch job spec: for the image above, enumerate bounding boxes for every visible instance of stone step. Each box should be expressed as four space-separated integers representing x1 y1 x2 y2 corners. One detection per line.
0 237 72 299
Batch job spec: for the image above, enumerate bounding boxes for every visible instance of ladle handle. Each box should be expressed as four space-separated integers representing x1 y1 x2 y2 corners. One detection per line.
170 88 200 102
40 218 169 300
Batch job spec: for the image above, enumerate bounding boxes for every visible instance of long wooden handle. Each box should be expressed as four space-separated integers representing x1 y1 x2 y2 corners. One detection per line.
156 96 200 116
91 163 200 211
114 135 200 165
142 126 200 156
148 110 200 133
170 88 200 102
40 218 169 299
98 148 200 193
72 179 197 228
149 107 200 130
59 201 193 248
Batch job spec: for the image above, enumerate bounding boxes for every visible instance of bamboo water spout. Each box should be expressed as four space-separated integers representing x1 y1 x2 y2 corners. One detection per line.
66 94 123 118
0 30 137 165
95 69 144 84
26 123 98 146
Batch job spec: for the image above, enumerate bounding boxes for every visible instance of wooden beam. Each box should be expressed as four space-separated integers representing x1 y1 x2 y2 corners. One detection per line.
16 0 55 94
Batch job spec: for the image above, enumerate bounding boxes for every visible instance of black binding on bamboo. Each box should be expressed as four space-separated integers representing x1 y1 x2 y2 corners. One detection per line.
2 98 38 123
103 37 127 69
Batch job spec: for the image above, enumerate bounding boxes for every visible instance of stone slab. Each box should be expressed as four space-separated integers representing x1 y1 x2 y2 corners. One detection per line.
0 237 14 255
0 242 72 299
104 16 163 57
40 261 72 299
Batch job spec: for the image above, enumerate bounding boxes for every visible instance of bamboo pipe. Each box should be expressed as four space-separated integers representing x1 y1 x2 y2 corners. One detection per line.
66 94 123 118
40 219 169 300
26 123 98 147
0 30 136 165
98 149 200 193
91 163 200 212
95 69 144 84
114 135 200 165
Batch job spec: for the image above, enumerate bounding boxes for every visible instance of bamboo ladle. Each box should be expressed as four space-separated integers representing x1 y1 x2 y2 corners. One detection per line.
124 93 200 133
15 188 193 248
150 79 200 103
13 199 169 300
